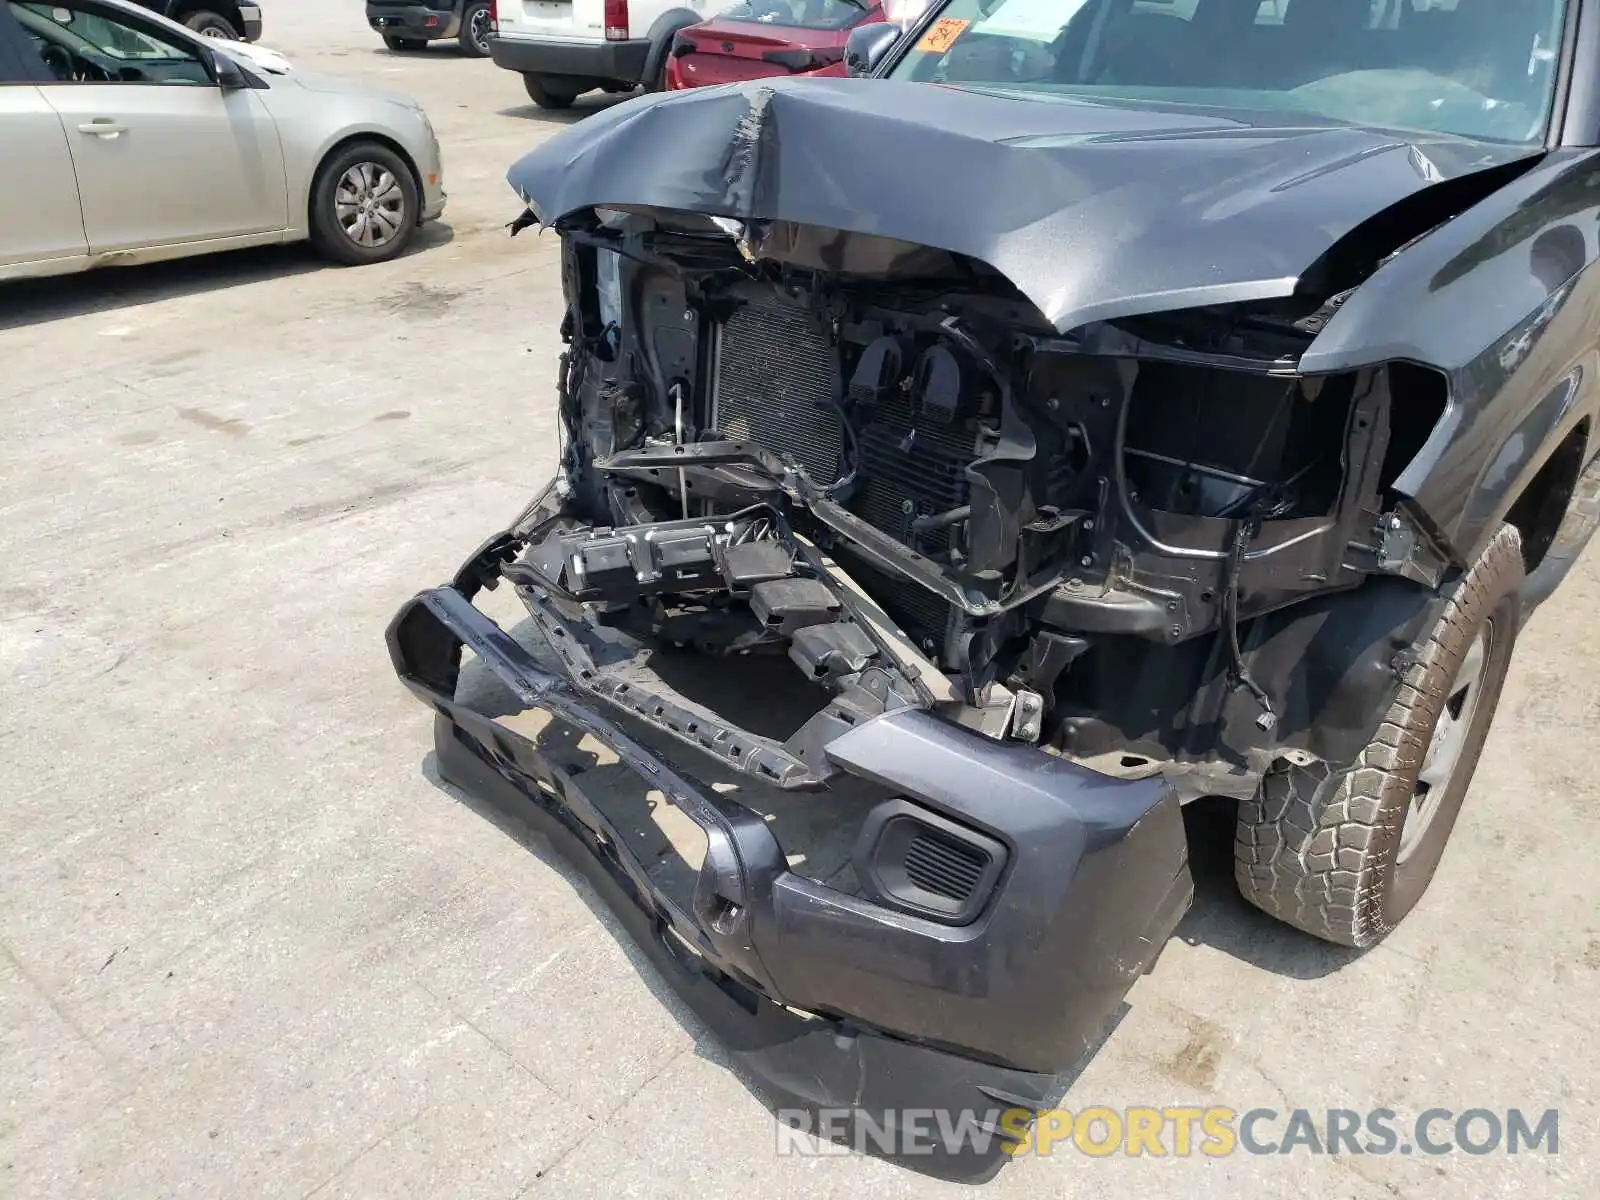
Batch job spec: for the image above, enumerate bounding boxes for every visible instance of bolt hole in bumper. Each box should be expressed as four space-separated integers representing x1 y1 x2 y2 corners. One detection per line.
386 534 1194 1179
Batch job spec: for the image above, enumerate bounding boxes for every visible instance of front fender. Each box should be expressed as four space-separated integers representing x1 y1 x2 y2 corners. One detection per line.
276 116 436 238
1300 149 1600 562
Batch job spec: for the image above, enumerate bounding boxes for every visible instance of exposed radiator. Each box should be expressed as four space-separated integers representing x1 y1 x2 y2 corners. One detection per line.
854 388 973 556
710 298 969 645
836 551 951 648
711 298 844 485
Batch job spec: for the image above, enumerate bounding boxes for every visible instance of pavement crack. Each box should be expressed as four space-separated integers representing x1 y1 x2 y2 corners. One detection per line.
297 1106 431 1200
511 1043 692 1197
0 938 120 1074
415 978 566 1100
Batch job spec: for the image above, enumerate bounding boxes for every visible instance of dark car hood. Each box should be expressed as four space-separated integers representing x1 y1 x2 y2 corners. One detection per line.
507 77 1535 333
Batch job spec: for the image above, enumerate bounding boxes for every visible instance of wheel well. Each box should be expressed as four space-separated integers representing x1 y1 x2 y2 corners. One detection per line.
642 9 702 84
309 134 425 230
1380 362 1450 495
1506 419 1589 572
171 2 244 27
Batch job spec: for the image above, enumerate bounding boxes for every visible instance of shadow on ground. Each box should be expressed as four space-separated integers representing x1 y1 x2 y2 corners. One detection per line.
496 89 638 127
0 223 454 332
376 44 493 59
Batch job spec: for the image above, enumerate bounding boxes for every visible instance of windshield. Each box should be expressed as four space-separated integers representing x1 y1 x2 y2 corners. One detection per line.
13 2 193 59
887 0 1568 144
714 0 871 30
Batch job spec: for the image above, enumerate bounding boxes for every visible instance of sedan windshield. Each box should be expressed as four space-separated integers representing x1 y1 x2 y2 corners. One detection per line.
887 0 1568 144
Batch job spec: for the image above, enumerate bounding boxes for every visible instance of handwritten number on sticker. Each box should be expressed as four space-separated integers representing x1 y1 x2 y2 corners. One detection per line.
917 17 970 54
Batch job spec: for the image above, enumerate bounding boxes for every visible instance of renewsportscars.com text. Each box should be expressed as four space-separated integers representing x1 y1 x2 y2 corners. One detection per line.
775 1106 1560 1159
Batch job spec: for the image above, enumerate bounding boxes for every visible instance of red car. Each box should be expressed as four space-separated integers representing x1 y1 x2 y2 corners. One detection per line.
665 0 887 89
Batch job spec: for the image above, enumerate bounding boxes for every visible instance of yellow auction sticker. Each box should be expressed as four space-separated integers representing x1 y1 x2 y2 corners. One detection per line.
916 17 970 54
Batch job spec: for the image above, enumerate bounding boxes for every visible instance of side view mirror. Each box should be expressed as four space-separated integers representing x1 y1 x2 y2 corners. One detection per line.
844 22 901 78
210 48 247 90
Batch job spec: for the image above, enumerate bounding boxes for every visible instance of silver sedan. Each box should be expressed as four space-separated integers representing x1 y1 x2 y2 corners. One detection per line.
1 0 446 281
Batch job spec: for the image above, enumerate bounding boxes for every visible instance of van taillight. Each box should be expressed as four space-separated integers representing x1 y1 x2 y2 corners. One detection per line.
489 0 498 29
603 0 628 40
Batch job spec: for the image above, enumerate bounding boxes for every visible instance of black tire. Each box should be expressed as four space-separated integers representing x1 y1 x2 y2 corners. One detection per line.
1235 522 1525 948
183 10 241 39
459 1 492 56
308 141 419 267
523 73 576 109
383 35 428 51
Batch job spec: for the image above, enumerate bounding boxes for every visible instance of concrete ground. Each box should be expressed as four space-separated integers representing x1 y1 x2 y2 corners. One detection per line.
1 2 1596 1196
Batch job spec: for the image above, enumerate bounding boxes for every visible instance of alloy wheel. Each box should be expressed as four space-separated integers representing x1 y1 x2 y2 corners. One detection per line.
469 7 492 54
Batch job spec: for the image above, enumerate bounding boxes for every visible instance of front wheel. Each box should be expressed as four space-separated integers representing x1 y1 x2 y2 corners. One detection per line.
1235 522 1525 948
523 73 576 109
184 10 241 39
459 1 492 56
308 142 419 267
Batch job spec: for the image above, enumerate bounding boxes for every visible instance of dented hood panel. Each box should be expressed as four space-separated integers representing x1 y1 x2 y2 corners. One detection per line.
506 78 1535 333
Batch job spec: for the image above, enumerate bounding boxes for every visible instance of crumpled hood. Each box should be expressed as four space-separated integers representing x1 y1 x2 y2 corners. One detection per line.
507 77 1536 333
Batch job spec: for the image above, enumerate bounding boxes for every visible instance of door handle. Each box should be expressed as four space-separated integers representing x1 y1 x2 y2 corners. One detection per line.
77 119 127 138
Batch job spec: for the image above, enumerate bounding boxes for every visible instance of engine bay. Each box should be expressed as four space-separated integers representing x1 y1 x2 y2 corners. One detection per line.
507 207 1445 795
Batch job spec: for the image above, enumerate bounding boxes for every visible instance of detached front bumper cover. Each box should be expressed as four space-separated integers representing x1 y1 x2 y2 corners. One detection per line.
386 532 1194 1179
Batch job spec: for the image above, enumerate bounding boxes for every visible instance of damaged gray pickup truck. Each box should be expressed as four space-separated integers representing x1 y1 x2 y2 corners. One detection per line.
390 0 1600 1176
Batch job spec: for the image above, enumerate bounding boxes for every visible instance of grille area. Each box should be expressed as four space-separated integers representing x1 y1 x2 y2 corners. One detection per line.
903 831 987 902
713 299 844 485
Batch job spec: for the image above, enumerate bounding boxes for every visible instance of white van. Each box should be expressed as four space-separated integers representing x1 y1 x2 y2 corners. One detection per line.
489 0 718 109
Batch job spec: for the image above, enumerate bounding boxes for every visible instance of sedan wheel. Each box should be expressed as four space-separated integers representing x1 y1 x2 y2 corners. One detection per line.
309 141 419 266
335 163 407 251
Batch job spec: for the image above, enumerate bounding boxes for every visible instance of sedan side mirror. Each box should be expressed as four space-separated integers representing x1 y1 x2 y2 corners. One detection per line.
210 48 248 90
844 23 901 78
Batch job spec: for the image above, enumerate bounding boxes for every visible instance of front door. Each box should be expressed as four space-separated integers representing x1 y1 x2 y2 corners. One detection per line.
9 1 286 254
0 5 87 271
0 84 88 271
